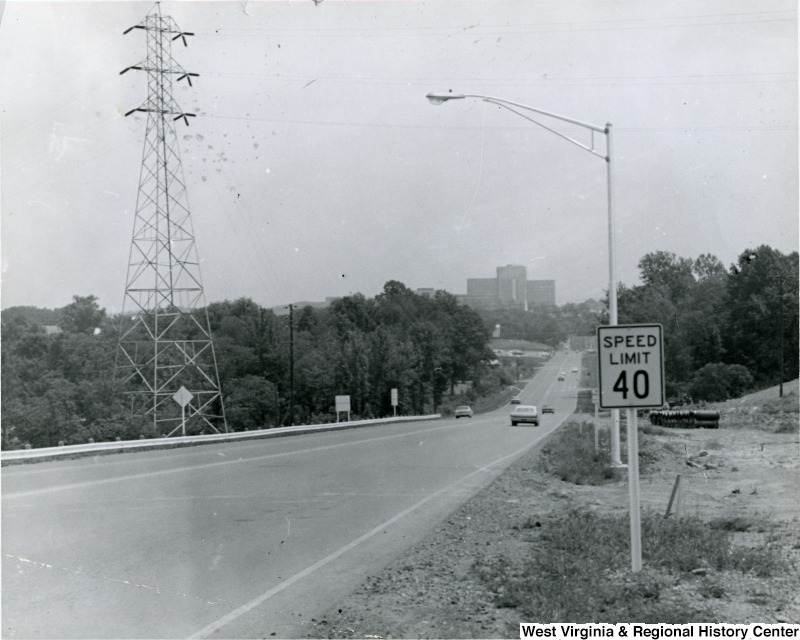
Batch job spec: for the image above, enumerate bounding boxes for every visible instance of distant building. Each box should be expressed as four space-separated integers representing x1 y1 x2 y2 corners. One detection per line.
415 288 435 298
497 265 527 307
461 265 556 311
527 280 556 307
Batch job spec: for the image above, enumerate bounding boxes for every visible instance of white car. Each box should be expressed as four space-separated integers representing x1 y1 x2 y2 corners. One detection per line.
510 405 539 426
454 405 473 419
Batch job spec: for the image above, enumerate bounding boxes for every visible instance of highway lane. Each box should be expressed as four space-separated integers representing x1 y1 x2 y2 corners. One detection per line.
2 350 584 639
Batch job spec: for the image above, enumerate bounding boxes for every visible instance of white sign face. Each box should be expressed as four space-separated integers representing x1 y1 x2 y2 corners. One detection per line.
597 324 664 409
390 388 398 406
335 395 351 412
173 386 194 408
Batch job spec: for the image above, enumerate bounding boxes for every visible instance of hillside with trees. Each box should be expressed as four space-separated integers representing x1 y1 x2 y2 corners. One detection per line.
1 282 500 448
2 247 797 449
617 246 798 402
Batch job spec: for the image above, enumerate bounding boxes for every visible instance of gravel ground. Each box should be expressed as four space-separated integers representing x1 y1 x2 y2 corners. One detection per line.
305 385 799 639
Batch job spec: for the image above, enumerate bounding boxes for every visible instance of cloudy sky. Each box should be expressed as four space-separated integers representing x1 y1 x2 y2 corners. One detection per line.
1 0 797 313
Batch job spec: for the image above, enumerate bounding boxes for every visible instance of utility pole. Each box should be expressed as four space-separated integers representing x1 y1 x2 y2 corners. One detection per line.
288 303 295 425
115 4 227 436
778 271 784 398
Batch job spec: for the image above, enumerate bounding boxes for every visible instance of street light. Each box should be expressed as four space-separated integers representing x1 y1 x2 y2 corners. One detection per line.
426 91 622 462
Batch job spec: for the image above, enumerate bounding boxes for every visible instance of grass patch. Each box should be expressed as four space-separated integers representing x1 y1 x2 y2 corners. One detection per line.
475 510 787 622
761 393 799 415
719 390 799 432
708 516 755 532
640 424 675 437
538 422 618 485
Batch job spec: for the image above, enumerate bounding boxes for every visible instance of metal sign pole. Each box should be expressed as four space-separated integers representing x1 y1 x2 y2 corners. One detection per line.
627 408 642 572
594 399 599 453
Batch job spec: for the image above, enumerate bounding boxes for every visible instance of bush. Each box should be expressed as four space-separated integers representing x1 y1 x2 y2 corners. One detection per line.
689 363 754 402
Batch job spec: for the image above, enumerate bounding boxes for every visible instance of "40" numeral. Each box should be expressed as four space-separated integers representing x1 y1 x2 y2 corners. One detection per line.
612 370 649 399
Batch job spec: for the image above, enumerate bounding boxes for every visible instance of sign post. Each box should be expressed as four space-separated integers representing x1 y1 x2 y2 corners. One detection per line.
391 388 398 417
597 324 664 573
591 388 599 452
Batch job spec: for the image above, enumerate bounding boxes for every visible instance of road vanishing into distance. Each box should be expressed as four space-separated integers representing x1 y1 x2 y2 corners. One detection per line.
2 350 583 639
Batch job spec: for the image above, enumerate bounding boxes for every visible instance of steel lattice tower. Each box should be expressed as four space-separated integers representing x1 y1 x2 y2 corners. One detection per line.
116 5 227 436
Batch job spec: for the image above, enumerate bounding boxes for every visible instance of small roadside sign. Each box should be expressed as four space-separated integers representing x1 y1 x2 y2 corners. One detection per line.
173 386 193 408
173 386 194 437
597 324 664 409
335 395 351 413
335 395 351 423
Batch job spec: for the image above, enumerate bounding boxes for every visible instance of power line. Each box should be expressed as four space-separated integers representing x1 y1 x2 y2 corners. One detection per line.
196 71 797 89
199 14 796 38
199 113 797 134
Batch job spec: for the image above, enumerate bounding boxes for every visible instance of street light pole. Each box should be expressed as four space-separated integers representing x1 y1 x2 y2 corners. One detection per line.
427 92 621 463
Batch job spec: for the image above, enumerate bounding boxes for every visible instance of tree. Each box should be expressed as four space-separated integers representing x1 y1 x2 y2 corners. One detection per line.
224 375 278 430
689 363 754 402
638 251 695 303
725 247 799 384
59 295 106 335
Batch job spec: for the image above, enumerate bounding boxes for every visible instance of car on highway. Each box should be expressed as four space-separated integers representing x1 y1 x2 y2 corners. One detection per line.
510 404 539 426
454 405 473 419
542 405 555 414
571 367 579 373
557 372 565 381
510 397 522 404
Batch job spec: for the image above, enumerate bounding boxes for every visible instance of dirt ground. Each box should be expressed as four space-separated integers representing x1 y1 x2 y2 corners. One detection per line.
306 383 799 639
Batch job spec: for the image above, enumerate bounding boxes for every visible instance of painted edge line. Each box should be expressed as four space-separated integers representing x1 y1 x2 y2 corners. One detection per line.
187 437 542 639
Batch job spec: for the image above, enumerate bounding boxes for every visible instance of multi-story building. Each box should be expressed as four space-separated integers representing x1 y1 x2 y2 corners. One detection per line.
497 265 528 308
460 264 556 310
527 279 556 307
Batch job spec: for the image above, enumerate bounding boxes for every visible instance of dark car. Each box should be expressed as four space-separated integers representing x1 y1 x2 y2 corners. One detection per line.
510 397 522 405
542 405 555 414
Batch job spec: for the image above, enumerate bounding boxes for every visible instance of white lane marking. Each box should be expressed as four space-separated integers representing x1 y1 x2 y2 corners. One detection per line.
1 422 478 500
187 436 545 639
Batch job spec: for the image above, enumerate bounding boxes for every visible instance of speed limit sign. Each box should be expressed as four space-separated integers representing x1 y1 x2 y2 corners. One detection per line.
597 324 664 409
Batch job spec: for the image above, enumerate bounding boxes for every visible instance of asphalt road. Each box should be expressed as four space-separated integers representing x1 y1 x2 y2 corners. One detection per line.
2 350 584 639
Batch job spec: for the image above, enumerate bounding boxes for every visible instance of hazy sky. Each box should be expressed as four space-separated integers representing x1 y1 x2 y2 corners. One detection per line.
2 0 797 313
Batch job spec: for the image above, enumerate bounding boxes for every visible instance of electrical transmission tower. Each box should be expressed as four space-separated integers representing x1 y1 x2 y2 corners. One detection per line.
116 4 227 437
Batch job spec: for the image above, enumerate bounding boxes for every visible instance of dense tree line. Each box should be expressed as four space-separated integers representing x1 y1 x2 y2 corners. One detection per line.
476 300 604 347
616 246 798 401
2 246 796 448
474 246 798 403
206 281 497 428
1 283 500 448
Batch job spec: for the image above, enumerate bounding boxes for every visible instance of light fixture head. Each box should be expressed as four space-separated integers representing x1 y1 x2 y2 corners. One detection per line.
426 91 465 105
